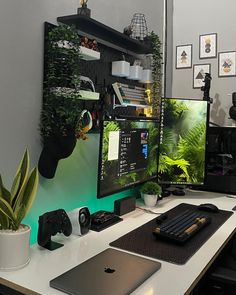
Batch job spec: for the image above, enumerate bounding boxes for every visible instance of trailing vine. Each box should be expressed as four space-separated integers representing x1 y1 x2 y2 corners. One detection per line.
150 31 162 117
40 24 83 139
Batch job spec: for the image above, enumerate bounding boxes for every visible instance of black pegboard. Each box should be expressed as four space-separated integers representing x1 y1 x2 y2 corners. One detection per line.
43 22 147 123
80 43 141 94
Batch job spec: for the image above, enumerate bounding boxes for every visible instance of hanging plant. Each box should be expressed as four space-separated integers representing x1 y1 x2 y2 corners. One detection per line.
150 31 162 117
39 24 92 179
41 24 83 139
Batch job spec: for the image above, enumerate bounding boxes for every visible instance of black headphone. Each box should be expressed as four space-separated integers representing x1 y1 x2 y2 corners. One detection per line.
229 92 236 120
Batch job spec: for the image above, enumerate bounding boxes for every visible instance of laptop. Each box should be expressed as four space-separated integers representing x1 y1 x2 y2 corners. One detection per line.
50 248 161 295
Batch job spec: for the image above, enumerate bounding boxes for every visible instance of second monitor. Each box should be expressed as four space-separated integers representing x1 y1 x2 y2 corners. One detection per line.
158 98 209 186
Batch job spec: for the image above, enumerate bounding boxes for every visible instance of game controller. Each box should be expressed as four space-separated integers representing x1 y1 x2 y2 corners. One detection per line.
38 209 72 250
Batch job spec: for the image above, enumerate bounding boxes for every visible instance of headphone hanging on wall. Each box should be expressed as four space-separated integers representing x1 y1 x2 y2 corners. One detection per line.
229 92 236 120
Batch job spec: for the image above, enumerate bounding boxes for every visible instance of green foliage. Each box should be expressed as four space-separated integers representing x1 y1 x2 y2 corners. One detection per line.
163 99 189 127
0 150 39 231
177 122 206 181
41 24 83 139
117 172 137 186
140 181 162 195
145 123 158 176
150 31 162 117
158 120 207 183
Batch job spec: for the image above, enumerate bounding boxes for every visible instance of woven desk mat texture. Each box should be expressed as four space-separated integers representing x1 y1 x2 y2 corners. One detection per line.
110 203 233 264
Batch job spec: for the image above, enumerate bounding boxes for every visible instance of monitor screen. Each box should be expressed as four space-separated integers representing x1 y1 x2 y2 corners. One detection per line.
97 118 159 198
158 98 209 186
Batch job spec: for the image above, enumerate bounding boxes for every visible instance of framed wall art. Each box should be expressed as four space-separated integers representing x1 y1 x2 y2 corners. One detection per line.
199 33 217 59
193 64 211 88
176 44 192 69
218 51 236 77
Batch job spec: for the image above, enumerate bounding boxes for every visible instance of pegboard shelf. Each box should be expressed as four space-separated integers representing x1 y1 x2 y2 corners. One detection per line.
80 46 100 60
57 14 152 55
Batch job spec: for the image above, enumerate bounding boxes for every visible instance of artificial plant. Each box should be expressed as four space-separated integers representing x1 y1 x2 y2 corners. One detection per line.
0 149 39 231
140 181 162 196
150 31 162 117
40 23 83 139
39 24 89 178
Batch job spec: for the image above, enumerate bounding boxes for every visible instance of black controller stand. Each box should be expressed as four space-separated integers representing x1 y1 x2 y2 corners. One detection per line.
43 239 64 251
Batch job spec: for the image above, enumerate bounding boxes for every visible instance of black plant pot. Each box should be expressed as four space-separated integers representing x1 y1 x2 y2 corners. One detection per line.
38 132 76 179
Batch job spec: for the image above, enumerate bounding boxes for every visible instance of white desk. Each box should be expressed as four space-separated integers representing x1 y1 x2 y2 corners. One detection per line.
1 190 236 295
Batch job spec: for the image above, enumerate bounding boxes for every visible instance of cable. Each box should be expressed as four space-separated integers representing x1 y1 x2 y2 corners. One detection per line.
136 206 161 215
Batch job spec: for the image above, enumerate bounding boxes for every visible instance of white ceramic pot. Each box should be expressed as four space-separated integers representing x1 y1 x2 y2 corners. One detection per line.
143 194 158 207
0 225 31 271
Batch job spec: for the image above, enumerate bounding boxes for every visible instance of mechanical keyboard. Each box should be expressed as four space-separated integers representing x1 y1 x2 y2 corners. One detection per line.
153 209 211 243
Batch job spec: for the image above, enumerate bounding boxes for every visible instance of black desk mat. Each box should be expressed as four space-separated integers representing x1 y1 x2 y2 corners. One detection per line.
110 203 233 265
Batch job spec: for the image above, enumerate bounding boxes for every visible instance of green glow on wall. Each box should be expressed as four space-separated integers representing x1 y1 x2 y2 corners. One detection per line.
23 134 139 245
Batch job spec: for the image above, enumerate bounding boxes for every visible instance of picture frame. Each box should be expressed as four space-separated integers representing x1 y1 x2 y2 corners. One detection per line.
199 33 217 59
193 64 211 89
218 51 236 77
176 44 192 69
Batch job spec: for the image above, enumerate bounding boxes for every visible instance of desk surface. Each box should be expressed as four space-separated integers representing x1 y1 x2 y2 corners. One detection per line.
1 190 236 295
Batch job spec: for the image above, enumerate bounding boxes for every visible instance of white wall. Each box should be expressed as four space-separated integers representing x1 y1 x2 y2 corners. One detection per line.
172 0 236 127
0 0 163 186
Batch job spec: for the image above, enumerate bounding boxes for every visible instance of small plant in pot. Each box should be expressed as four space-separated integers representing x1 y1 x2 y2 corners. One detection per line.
140 181 162 207
0 149 39 270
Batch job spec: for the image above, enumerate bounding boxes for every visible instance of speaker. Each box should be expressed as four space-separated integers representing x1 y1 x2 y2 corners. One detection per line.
67 207 91 235
114 196 136 216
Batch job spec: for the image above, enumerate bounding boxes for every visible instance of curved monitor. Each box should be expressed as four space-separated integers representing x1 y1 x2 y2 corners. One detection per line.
97 118 159 198
158 98 209 186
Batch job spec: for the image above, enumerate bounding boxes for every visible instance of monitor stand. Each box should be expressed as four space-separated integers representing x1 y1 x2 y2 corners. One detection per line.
172 187 186 196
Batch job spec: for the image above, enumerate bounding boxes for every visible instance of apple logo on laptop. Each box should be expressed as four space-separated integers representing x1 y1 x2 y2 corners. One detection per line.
104 267 115 274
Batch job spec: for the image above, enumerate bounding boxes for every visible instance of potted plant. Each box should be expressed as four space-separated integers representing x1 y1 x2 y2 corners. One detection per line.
39 24 90 178
0 149 39 270
140 181 162 207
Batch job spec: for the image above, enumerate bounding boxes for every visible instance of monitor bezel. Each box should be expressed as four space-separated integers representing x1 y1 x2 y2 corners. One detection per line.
158 97 210 187
97 117 159 199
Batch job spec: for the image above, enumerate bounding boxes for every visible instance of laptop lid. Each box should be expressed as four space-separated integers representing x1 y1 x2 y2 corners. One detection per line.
50 248 161 295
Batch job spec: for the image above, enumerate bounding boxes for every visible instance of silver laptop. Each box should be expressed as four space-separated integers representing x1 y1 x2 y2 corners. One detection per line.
50 248 161 295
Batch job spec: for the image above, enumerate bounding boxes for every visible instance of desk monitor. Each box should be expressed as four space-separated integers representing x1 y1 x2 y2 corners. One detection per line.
158 98 209 186
97 118 159 198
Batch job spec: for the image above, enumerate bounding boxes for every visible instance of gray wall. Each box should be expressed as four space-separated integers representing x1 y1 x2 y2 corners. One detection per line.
0 0 164 244
172 0 236 126
0 0 163 185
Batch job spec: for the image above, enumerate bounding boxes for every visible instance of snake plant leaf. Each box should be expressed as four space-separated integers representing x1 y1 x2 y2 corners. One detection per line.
0 197 16 224
0 208 9 230
11 149 29 207
0 213 9 230
10 171 21 205
14 204 26 229
13 168 39 221
0 174 12 203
